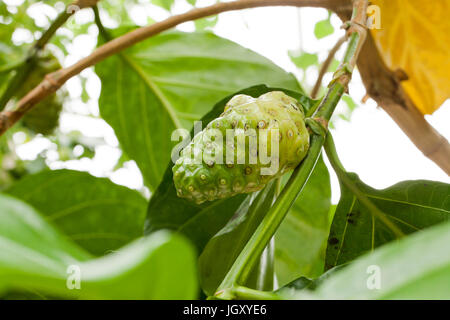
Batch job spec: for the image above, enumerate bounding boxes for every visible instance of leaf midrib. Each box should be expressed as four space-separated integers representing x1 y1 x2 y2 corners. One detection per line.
133 52 275 67
120 53 182 129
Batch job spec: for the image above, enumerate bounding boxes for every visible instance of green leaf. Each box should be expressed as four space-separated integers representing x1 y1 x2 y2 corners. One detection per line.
96 31 303 189
288 221 450 299
289 51 318 70
195 16 219 31
329 58 340 72
152 0 174 11
274 156 331 286
0 193 198 299
325 178 450 270
6 170 147 256
199 181 277 296
342 95 357 111
334 94 358 123
276 264 346 296
144 85 316 254
314 19 334 39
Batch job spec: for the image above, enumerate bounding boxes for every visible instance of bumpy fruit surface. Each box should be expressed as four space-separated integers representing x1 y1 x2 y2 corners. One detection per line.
15 51 63 135
173 91 310 204
22 95 63 135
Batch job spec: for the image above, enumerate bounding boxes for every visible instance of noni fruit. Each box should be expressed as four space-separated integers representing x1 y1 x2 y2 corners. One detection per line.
173 91 310 204
14 50 63 135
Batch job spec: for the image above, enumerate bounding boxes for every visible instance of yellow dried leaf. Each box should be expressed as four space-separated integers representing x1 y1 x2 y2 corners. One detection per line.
370 0 450 114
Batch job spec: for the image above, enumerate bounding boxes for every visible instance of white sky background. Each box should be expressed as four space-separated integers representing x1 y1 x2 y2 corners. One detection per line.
10 0 450 203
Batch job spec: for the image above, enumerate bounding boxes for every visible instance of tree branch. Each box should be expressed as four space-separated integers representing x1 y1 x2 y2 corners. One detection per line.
0 0 348 136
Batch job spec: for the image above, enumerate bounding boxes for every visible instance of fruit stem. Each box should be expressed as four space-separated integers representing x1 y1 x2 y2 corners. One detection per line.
214 285 281 300
215 134 324 296
215 0 369 299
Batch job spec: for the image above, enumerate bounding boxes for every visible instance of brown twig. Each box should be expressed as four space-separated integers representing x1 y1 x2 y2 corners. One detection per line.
310 36 346 99
0 0 348 136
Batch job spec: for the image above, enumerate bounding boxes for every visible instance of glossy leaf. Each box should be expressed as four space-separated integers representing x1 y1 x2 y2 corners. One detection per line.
326 177 450 270
195 17 219 31
274 156 332 286
0 193 198 299
276 264 346 296
284 221 450 299
6 170 147 256
96 31 303 189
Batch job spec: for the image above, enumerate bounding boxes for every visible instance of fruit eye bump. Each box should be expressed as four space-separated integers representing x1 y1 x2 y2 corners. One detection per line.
172 91 310 204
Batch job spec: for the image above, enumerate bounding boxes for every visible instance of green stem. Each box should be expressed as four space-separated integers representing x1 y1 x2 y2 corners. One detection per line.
35 11 71 50
215 0 369 299
216 134 324 297
0 58 37 110
251 178 281 291
324 134 404 238
215 286 281 300
256 236 275 290
93 6 107 39
314 82 345 121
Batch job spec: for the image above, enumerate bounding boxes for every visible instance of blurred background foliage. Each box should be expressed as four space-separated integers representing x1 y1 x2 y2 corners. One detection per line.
0 0 356 191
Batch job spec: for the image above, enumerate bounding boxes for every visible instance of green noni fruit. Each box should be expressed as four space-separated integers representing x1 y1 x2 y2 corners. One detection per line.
14 51 63 135
173 91 310 204
22 95 63 135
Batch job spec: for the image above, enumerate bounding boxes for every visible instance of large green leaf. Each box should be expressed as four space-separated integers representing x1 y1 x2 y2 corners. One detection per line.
6 170 147 256
0 193 198 299
276 264 346 295
325 178 450 270
145 85 316 254
96 31 304 189
281 221 450 299
198 181 277 296
274 155 331 286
